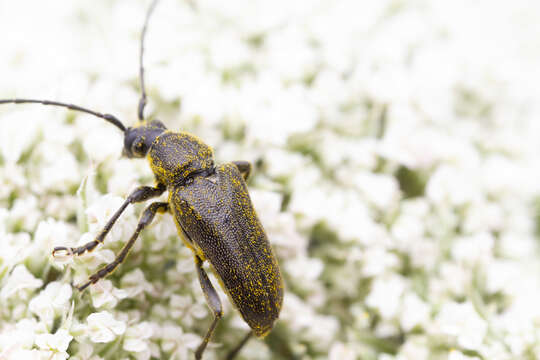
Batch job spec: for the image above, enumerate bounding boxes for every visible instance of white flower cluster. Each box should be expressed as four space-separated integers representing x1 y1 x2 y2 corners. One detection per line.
1 0 540 359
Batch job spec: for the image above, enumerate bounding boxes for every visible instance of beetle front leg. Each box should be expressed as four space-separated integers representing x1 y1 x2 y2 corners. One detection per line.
194 255 223 360
232 161 252 181
76 201 169 291
52 183 166 258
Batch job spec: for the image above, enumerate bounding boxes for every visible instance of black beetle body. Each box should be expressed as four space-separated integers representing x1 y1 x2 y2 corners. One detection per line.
131 121 284 337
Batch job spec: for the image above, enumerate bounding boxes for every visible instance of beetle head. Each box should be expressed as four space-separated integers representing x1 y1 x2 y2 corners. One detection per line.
123 119 167 158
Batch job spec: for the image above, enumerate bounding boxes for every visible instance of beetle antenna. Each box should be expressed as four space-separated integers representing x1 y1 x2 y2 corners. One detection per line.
0 98 126 132
137 0 160 122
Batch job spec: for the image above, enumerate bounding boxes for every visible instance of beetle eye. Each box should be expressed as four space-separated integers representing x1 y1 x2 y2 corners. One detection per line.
131 139 146 156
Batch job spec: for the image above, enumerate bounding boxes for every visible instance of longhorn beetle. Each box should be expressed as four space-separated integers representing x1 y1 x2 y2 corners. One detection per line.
0 1 284 359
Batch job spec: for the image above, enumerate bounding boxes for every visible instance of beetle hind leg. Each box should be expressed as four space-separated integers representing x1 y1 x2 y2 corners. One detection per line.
194 255 223 360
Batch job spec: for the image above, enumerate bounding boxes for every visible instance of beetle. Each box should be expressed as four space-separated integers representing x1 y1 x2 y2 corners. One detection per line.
0 1 284 359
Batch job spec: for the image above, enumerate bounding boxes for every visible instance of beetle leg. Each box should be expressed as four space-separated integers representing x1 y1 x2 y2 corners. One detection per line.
194 255 223 360
52 183 166 258
76 201 169 291
232 161 252 181
225 331 253 360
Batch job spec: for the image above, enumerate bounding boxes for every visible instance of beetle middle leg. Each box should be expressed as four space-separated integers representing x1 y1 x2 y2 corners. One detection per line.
194 255 223 360
76 201 169 291
232 161 252 181
52 183 165 258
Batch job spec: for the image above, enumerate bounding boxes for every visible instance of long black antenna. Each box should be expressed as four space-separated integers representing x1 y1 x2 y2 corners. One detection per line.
137 0 160 122
0 99 126 132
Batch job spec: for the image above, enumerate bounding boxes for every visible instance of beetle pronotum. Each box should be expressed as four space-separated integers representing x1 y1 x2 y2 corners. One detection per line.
0 1 284 359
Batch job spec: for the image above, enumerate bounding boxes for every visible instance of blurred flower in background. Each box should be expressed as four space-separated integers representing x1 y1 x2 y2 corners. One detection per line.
1 0 540 359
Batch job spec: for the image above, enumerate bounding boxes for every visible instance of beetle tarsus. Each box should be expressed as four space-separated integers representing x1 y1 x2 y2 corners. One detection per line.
51 246 74 258
75 280 92 292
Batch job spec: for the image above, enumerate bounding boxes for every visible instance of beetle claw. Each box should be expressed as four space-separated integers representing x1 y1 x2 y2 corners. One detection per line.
52 246 74 259
75 281 91 292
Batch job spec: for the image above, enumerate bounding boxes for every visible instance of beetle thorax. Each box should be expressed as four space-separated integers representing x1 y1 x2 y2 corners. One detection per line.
148 131 214 186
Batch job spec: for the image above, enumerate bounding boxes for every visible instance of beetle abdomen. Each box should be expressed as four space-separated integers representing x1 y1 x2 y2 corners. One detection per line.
171 163 284 337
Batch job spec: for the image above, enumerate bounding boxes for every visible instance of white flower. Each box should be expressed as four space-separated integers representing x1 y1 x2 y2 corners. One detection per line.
435 262 471 297
120 269 155 297
426 165 481 206
485 260 520 294
392 212 426 248
246 88 318 146
123 322 153 356
281 293 338 346
365 275 406 319
305 314 340 351
0 163 27 199
2 348 41 360
32 219 70 257
400 293 430 332
90 280 128 309
85 311 126 343
81 123 123 163
264 148 308 179
379 125 479 170
396 336 429 360
451 232 494 266
448 349 481 360
37 147 80 192
0 232 31 276
85 194 136 244
361 246 399 277
8 195 41 232
0 264 43 300
70 342 104 360
284 256 324 284
351 172 399 210
159 324 200 359
35 329 73 360
375 321 400 338
431 301 487 350
168 294 207 327
249 190 282 221
0 318 46 356
328 342 356 360
498 232 537 259
480 155 530 197
477 342 512 360
106 159 147 197
208 32 251 70
28 218 74 273
462 200 504 234
0 110 42 164
408 238 439 271
28 281 72 328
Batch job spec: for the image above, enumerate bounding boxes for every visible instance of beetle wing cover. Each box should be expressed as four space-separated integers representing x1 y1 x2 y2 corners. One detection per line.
171 163 284 337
